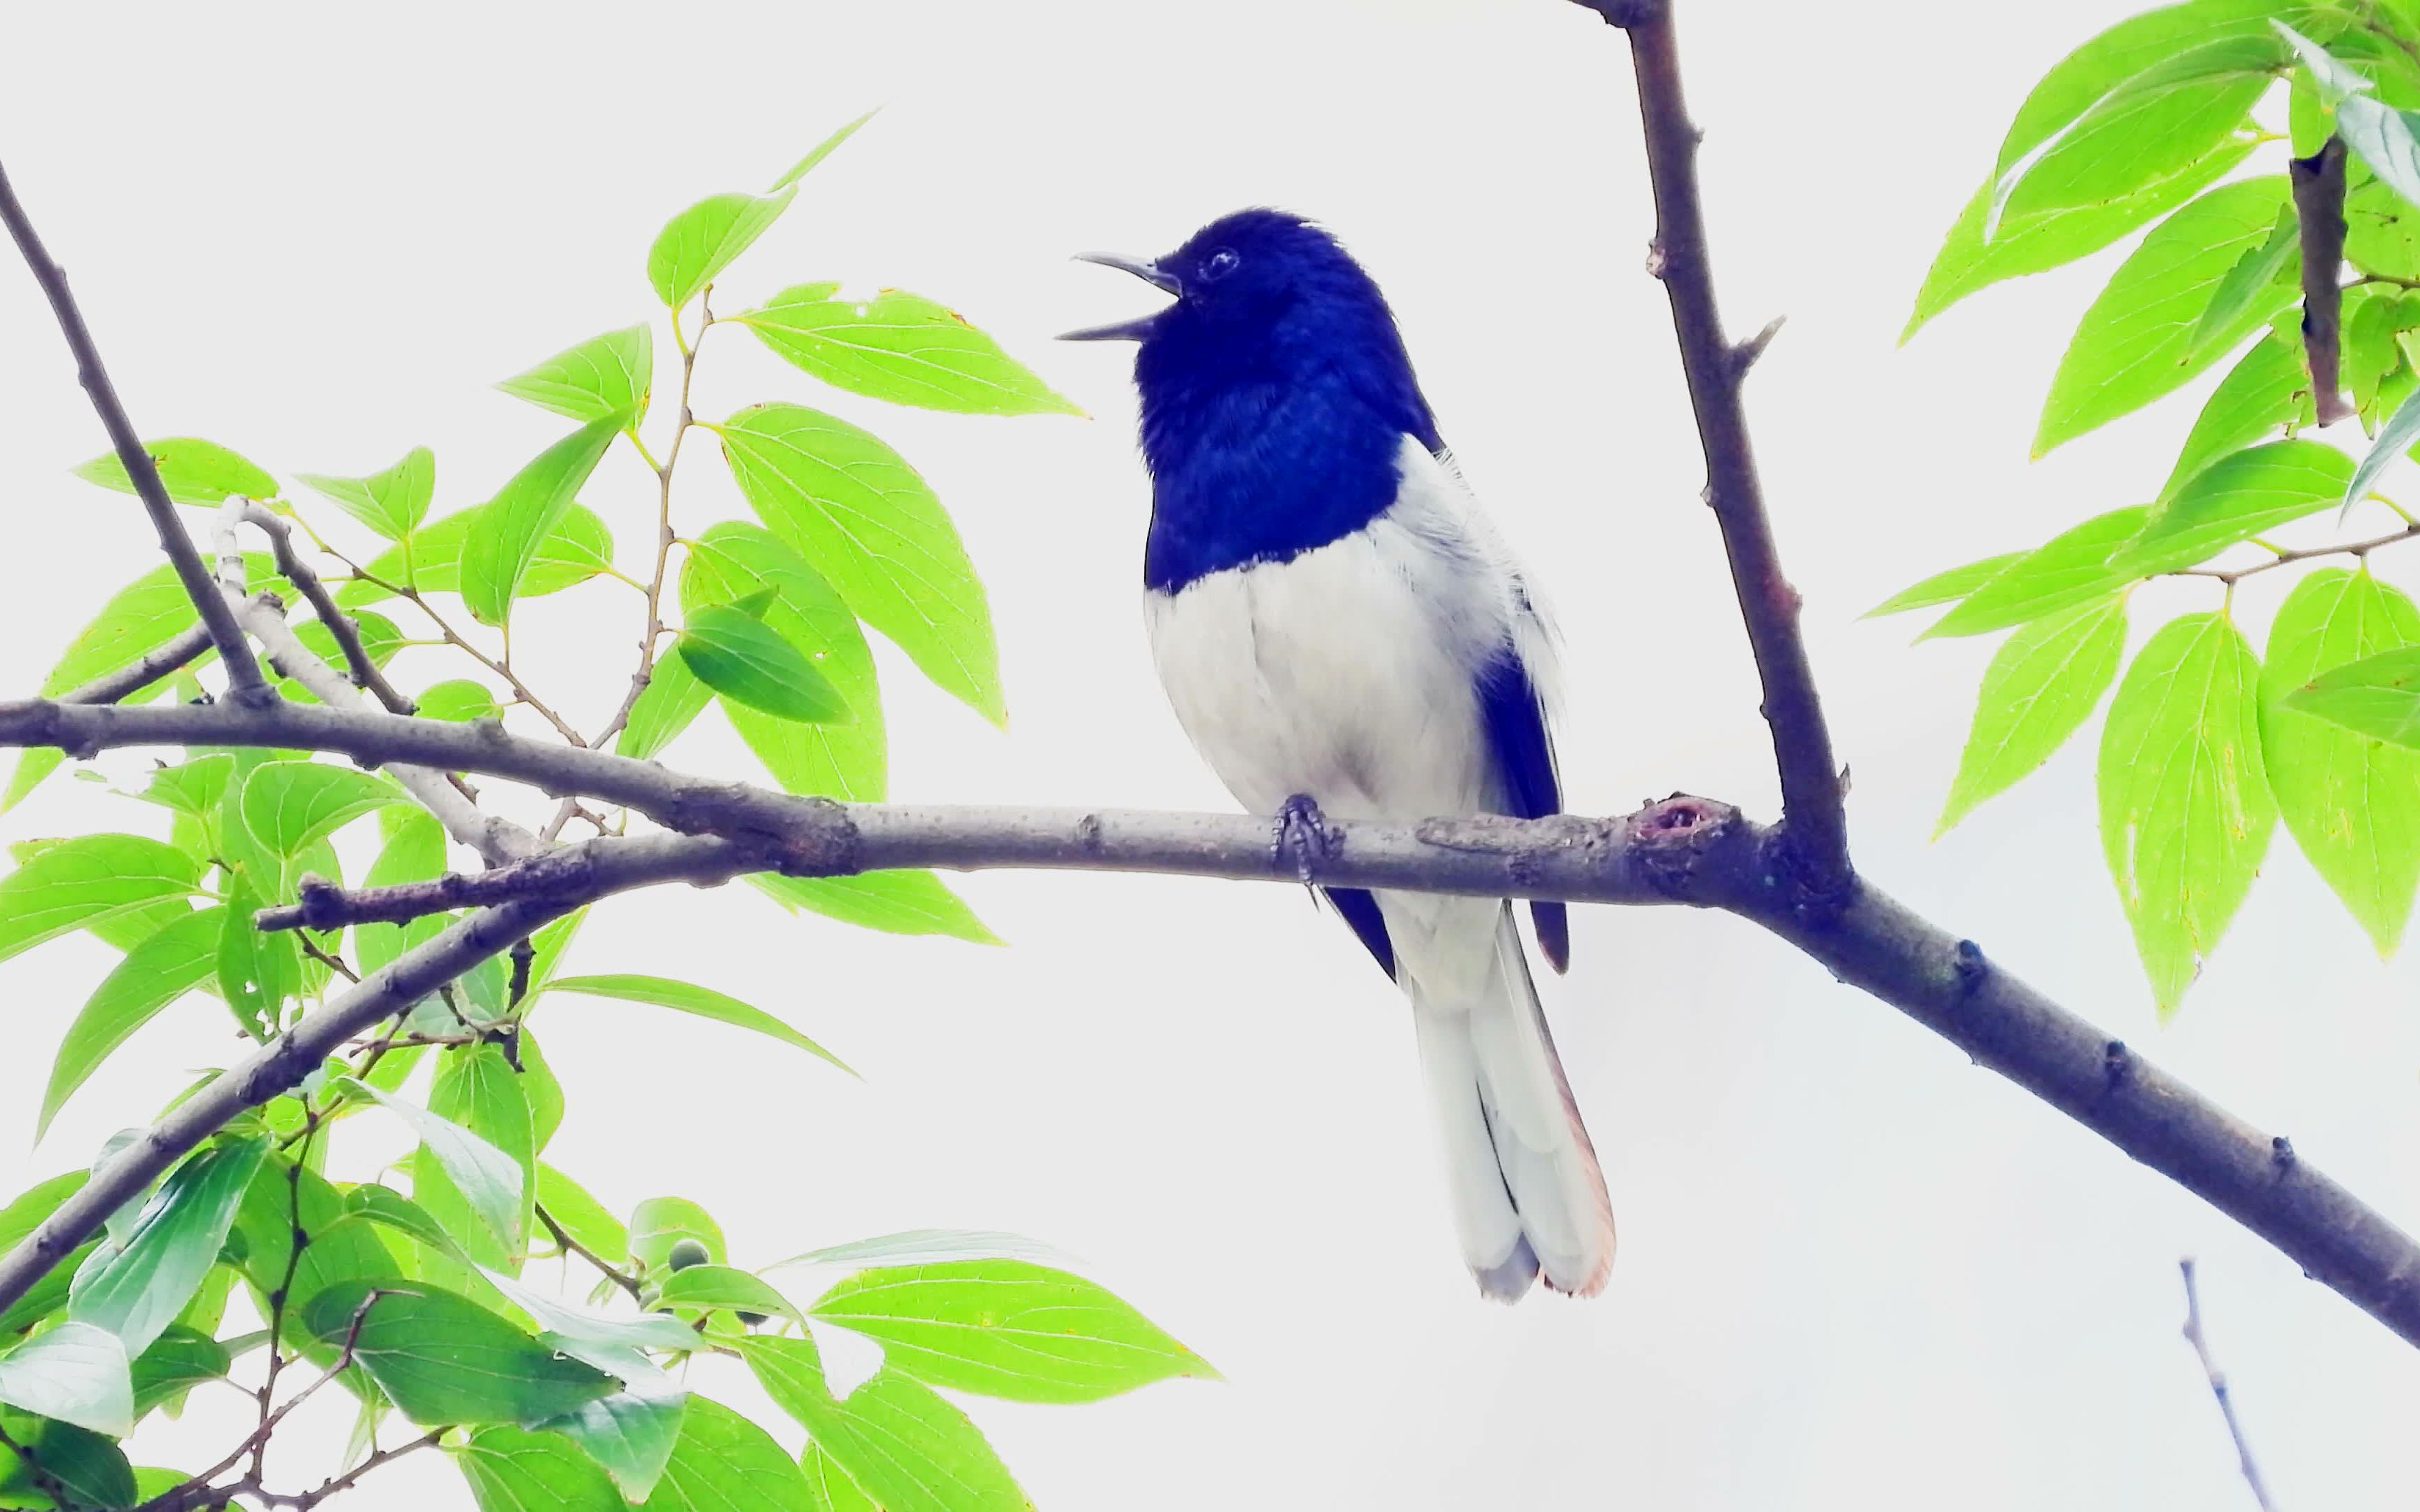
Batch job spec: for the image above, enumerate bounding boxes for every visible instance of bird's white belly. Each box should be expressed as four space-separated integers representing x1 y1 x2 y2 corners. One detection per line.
1142 517 1498 825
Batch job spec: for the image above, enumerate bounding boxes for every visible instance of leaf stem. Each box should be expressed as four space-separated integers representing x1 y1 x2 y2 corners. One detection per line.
2170 520 2420 584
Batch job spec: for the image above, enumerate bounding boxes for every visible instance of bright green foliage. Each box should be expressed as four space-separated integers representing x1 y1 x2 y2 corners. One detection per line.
749 871 999 944
536 1366 688 1503
69 1138 267 1357
801 1444 879 1512
719 402 1006 724
653 1265 802 1325
417 1046 538 1268
739 284 1083 416
417 678 504 724
298 447 435 541
499 326 654 426
744 1335 1031 1512
2284 643 2420 744
1865 552 2027 618
1925 507 2151 639
809 1260 1214 1404
544 974 854 1074
647 190 795 310
1938 595 2129 835
2036 176 2295 456
638 1397 814 1512
2262 570 2420 954
686 524 886 800
535 1166 627 1268
2346 382 2420 512
457 1424 626 1512
2098 615 2275 1014
2109 439 2351 573
627 1198 724 1273
356 809 446 977
298 1281 616 1426
40 906 223 1138
74 438 277 507
338 500 615 608
771 109 879 190
127 1326 230 1415
2186 202 2295 354
0 1324 133 1437
2160 328 2309 500
0 836 198 969
461 417 623 626
237 760 404 876
616 645 715 762
676 603 848 724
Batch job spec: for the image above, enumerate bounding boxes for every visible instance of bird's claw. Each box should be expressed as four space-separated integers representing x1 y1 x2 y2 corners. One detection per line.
1274 793 1337 884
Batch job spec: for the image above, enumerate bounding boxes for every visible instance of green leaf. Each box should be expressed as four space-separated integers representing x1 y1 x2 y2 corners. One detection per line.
237 760 403 862
1996 35 2281 226
73 438 275 507
739 284 1080 417
800 1444 877 1512
627 1200 722 1273
297 448 435 542
2346 175 2420 279
534 1167 627 1268
1863 552 2029 619
614 648 714 762
419 1046 537 1267
1993 0 2301 176
461 418 623 626
2188 202 2297 354
718 403 1004 724
417 679 505 725
2262 569 2420 953
770 1231 1073 1272
0 1411 137 1508
1924 507 2153 639
356 810 447 980
1904 146 2253 340
747 871 999 944
2037 176 2297 456
637 1397 813 1512
69 1138 268 1357
499 326 653 427
32 554 277 700
0 836 199 970
40 906 224 1140
0 1325 132 1438
2283 644 2420 743
340 1071 527 1263
298 1281 616 1427
771 108 879 190
345 1184 466 1261
275 612 407 709
742 1336 1029 1512
2344 380 2420 514
2272 18 2374 105
455 1424 626 1512
534 1371 688 1504
653 1266 800 1325
129 1326 230 1416
676 606 847 724
1938 596 2129 835
686 524 885 799
476 1267 700 1356
545 974 854 1074
2111 439 2353 573
809 1259 1214 1404
647 190 795 310
2098 612 2276 1014
338 501 614 609
2161 327 2311 500
2337 93 2420 214
517 1030 564 1155
135 755 237 825
526 909 587 997
2346 286 2406 419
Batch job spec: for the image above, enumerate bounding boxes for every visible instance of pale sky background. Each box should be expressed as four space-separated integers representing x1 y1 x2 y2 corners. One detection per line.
4 1 2419 1508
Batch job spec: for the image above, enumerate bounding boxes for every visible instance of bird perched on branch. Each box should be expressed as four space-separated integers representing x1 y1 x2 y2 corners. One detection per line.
1064 209 1613 1300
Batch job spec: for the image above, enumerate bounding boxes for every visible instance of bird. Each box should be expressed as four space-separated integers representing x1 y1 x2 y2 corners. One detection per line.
1062 209 1614 1301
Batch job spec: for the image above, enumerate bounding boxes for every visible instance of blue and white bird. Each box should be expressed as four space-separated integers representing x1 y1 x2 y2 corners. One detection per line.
1064 209 1615 1300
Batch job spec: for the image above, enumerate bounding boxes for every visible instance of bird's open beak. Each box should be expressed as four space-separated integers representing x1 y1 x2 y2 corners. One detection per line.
1059 252 1180 342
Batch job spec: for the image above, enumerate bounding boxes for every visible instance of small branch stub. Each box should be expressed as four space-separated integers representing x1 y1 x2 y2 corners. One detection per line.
2291 134 2353 426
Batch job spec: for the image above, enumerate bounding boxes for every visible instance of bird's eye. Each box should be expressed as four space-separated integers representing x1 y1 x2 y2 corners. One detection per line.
1202 248 1240 282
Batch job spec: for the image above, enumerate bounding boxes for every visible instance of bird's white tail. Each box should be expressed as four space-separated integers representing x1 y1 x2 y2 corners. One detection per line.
1410 906 1613 1301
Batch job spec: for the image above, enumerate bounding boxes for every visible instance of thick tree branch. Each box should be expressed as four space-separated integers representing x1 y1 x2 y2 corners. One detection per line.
2292 134 2353 426
1587 0 1849 900
0 160 270 702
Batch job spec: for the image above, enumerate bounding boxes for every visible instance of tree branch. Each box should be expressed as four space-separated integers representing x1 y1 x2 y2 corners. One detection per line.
55 621 215 706
0 159 271 703
1592 0 1849 900
2180 1259 2280 1512
232 502 417 717
2292 134 2353 427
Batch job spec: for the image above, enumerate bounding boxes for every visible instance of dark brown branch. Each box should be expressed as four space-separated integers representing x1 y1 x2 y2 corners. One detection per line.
536 1203 645 1303
2292 135 2353 426
235 503 415 716
0 159 271 703
2180 1259 2280 1512
1587 0 1849 900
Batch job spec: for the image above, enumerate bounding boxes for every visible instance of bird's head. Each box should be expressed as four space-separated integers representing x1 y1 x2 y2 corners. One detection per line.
1059 209 1401 382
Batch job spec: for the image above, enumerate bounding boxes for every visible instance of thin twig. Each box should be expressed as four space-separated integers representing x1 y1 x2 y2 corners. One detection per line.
536 1202 644 1303
252 1429 445 1511
2173 521 2420 584
57 622 215 706
327 559 587 745
0 159 271 702
235 503 417 715
1587 0 1850 901
2180 1259 2281 1512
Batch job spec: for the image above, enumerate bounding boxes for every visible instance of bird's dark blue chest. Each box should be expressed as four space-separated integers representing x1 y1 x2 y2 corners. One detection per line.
1137 358 1440 594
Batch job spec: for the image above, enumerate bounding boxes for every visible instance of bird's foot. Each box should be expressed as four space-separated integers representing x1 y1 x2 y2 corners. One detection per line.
1274 792 1337 884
